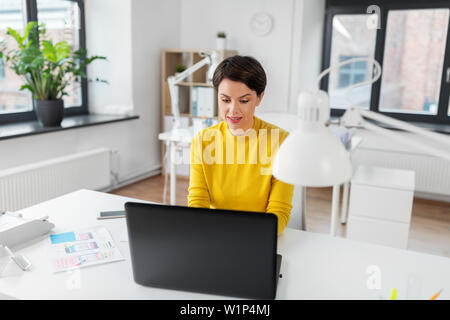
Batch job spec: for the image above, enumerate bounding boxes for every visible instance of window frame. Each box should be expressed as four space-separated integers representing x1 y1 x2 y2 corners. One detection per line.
322 0 450 124
0 0 88 125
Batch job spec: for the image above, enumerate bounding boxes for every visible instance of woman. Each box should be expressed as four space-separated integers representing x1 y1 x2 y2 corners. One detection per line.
187 55 294 235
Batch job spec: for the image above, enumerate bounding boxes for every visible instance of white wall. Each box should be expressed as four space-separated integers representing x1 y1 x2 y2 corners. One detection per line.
0 0 181 186
179 0 325 113
290 0 325 109
130 0 181 172
85 0 134 110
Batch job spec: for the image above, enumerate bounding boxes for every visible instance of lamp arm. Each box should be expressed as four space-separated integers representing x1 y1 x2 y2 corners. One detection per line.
171 56 211 85
360 109 450 148
341 107 450 161
314 56 450 161
316 57 381 91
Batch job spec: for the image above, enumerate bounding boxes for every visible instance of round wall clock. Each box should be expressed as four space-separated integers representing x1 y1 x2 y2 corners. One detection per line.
250 12 273 37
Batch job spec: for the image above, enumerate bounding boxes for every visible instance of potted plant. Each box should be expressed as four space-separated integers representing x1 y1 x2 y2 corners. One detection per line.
216 31 227 50
0 22 106 127
174 64 187 80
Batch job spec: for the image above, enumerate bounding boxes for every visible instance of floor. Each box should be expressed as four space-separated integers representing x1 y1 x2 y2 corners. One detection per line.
110 174 450 258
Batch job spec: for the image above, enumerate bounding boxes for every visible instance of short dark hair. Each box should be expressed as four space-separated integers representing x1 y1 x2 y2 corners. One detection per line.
213 55 267 96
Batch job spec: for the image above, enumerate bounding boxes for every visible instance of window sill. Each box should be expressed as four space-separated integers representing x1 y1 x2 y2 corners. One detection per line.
0 114 140 141
330 116 450 135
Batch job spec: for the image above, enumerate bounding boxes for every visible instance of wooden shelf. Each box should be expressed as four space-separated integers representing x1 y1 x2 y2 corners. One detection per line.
191 114 220 120
178 113 220 120
177 82 214 87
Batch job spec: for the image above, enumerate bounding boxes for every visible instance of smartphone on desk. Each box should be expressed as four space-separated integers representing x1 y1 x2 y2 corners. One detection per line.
97 210 126 220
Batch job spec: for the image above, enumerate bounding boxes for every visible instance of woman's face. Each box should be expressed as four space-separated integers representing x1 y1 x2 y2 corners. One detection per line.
218 78 264 134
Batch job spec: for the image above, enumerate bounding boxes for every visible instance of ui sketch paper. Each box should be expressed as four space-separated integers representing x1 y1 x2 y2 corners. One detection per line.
48 227 124 273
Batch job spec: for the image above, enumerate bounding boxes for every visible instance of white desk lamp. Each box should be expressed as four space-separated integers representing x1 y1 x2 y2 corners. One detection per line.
273 57 450 236
162 51 221 205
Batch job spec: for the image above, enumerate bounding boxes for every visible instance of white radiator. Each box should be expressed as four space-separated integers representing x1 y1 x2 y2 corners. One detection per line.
0 148 111 211
352 148 450 198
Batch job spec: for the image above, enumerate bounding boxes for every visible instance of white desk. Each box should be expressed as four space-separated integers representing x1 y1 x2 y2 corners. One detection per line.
0 189 448 300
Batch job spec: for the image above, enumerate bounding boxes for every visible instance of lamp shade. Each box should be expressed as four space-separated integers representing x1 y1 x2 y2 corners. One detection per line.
273 124 352 187
272 90 352 187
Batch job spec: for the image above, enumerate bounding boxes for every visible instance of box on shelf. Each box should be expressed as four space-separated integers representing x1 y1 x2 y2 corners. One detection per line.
192 86 215 117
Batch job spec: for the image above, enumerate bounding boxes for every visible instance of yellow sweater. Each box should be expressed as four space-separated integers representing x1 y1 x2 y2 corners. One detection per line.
187 116 294 235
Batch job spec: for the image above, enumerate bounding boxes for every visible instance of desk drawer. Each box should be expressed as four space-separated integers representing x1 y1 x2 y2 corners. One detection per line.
346 215 409 249
349 184 413 223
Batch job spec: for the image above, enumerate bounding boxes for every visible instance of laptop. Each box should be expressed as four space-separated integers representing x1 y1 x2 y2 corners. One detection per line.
124 202 282 300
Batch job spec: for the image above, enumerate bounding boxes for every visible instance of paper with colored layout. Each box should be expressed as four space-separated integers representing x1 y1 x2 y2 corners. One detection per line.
48 227 124 273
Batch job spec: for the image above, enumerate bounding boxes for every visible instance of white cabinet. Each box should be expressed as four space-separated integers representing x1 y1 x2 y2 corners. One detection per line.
346 165 415 249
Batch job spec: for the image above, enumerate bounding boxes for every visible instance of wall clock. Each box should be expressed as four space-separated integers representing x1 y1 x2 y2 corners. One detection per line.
250 12 273 37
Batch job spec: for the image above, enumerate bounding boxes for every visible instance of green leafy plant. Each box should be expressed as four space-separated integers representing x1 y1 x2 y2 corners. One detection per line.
217 31 226 38
175 64 187 73
0 21 106 101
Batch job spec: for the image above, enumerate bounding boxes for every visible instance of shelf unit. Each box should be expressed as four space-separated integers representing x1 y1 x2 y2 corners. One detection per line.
160 48 238 175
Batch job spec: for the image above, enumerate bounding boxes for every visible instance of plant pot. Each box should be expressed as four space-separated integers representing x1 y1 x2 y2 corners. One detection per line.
216 37 226 50
34 99 64 127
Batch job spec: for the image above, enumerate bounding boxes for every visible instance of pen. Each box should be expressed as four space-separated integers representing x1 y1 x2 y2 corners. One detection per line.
430 289 443 300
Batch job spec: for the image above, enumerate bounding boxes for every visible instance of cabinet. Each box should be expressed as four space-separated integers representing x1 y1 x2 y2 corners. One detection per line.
346 165 415 249
160 49 238 175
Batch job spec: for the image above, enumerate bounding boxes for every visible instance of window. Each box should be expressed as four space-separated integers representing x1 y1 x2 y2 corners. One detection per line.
37 0 82 108
328 14 377 109
380 9 449 115
0 0 31 116
0 0 87 125
322 1 450 124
